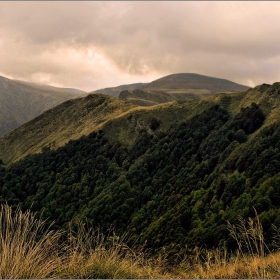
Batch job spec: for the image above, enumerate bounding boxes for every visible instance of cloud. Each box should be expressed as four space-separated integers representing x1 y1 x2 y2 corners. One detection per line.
0 1 280 91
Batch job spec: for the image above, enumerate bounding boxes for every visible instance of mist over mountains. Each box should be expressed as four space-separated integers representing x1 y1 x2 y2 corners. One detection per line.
0 75 85 137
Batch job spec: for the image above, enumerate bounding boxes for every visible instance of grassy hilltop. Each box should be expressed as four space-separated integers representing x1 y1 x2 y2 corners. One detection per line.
118 73 250 105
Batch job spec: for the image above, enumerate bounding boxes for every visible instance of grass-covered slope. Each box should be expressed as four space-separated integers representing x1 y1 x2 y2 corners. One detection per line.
0 94 136 165
119 89 176 106
5 203 280 279
1 82 280 260
0 75 85 137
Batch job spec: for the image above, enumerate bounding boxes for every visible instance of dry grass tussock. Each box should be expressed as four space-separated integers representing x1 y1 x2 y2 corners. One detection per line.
0 204 168 279
58 224 168 279
2 204 280 278
174 211 280 278
0 204 63 278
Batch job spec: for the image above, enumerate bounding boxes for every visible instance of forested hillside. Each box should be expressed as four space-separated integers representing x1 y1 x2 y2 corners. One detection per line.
1 83 280 259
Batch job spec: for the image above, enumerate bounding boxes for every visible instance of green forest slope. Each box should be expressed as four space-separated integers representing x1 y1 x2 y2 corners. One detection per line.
0 82 280 260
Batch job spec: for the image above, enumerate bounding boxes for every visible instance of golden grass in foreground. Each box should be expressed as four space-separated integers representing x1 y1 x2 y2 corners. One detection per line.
0 204 63 278
174 247 280 278
2 204 280 278
58 225 167 279
174 211 280 279
0 204 168 279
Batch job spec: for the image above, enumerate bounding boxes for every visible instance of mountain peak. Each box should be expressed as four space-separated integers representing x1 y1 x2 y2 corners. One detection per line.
145 73 250 92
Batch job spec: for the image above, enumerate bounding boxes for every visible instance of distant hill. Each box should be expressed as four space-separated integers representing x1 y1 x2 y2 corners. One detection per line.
92 74 249 104
30 83 85 94
92 83 149 97
118 73 250 106
145 73 249 94
0 76 85 136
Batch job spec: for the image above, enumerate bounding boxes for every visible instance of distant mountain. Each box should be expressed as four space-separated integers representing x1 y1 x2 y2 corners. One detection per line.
92 74 249 103
91 74 249 107
0 76 85 136
92 83 149 97
31 83 85 94
145 73 249 94
118 73 250 106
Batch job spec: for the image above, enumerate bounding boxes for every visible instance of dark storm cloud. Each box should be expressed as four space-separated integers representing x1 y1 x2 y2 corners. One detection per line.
0 1 280 91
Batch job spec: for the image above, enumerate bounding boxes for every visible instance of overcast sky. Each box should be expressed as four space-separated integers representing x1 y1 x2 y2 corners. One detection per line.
0 1 280 92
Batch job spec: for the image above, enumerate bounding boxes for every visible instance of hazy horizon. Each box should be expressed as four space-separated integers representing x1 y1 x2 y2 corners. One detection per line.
1 2 280 92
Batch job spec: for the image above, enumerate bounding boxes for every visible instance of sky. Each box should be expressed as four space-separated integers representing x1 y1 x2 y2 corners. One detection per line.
1 1 280 92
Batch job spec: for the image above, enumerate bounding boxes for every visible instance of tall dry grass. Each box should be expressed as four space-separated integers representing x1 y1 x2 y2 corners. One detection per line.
0 204 63 278
0 204 168 279
174 211 280 278
59 223 168 278
2 203 280 278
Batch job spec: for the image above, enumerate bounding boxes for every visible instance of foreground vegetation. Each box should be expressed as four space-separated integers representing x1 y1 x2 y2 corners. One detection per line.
2 204 280 279
0 204 164 279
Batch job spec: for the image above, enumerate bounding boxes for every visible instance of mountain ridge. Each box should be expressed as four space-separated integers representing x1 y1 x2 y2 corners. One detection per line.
118 73 250 105
0 75 85 137
92 83 149 97
145 73 249 92
0 81 278 166
92 73 250 100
